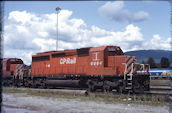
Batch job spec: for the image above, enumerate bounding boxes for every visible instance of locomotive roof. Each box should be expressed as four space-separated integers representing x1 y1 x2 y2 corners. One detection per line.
90 46 107 52
3 58 23 64
90 46 120 52
33 46 121 56
3 58 22 62
35 51 57 55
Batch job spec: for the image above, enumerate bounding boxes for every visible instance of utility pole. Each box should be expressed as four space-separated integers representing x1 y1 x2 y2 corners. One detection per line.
55 7 61 51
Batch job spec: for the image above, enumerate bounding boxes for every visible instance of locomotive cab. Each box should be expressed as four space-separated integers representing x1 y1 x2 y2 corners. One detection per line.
3 58 23 77
3 58 24 86
106 46 124 56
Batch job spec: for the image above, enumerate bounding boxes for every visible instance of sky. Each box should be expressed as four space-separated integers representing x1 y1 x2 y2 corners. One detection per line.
3 1 171 65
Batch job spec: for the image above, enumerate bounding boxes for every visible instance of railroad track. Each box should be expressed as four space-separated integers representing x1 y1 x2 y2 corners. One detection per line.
144 87 171 95
148 79 172 95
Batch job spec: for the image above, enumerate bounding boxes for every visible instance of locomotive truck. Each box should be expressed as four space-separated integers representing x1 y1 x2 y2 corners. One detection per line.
3 46 150 93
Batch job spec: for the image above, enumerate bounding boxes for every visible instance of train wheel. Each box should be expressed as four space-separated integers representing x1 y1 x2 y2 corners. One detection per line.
117 85 122 93
103 85 111 92
25 79 32 88
132 81 144 94
87 80 96 92
40 79 47 89
117 85 125 93
138 86 144 94
88 84 96 92
103 81 108 92
32 79 37 88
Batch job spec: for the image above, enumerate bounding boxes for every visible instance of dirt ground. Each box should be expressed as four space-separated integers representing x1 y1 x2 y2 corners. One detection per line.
2 92 171 113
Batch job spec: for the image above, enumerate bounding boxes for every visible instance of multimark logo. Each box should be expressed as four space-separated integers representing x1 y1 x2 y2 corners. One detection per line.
91 52 102 66
92 52 100 61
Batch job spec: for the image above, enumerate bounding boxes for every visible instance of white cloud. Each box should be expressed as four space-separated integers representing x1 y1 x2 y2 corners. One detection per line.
98 1 149 23
4 49 33 65
142 35 171 50
4 10 170 65
33 38 55 51
8 10 34 24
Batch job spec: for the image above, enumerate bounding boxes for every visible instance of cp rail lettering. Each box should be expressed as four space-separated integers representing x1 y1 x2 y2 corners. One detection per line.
60 57 76 64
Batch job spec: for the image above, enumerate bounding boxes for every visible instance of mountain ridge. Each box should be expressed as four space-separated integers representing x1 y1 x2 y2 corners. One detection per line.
124 49 171 63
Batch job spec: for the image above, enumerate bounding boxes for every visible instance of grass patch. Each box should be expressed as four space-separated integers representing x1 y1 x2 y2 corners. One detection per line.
3 87 170 106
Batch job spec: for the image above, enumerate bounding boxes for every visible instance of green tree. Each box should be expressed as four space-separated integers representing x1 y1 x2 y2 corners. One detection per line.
160 57 170 68
147 57 156 68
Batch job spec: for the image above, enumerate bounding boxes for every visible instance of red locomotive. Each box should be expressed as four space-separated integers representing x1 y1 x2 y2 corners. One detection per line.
3 58 31 86
3 46 150 93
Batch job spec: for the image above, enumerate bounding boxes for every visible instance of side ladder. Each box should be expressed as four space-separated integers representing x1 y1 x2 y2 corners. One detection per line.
124 63 134 90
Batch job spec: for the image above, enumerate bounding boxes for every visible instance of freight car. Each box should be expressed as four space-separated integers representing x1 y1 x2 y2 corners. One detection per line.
3 46 150 93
